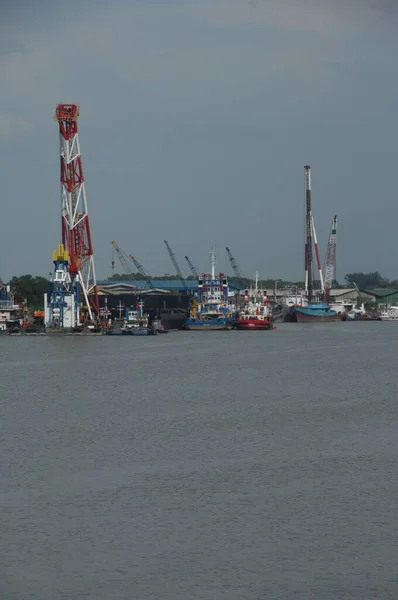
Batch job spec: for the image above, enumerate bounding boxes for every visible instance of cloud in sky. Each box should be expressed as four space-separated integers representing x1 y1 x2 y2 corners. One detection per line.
1 0 398 281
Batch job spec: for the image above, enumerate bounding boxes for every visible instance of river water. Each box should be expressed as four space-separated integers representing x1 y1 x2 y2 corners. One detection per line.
1 323 397 599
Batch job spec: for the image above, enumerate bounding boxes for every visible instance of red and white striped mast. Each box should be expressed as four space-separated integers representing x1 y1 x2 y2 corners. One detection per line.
55 104 99 321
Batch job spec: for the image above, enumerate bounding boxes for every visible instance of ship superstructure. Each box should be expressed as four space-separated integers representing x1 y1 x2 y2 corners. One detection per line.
0 281 20 332
236 272 273 330
185 248 236 330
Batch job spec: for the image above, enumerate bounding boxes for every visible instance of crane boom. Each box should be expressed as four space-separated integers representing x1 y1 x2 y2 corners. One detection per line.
128 254 153 289
225 247 243 279
111 241 153 288
311 215 325 295
164 240 187 288
323 215 337 301
185 256 199 278
111 240 134 276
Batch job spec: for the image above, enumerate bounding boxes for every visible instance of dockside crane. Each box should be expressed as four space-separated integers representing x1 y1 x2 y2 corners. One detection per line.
128 254 153 289
164 240 187 288
226 247 244 280
185 256 200 278
323 215 337 302
111 241 154 289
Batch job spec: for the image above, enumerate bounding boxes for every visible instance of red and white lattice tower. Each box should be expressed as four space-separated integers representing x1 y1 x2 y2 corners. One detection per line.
55 104 99 320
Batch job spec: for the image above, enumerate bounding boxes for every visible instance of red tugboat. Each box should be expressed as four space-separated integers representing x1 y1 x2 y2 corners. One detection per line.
236 273 274 330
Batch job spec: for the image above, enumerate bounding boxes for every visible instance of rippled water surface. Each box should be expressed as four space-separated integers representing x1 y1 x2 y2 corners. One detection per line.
1 323 398 599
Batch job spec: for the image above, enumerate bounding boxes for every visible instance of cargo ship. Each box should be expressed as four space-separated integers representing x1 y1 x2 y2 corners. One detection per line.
236 273 273 330
185 248 236 331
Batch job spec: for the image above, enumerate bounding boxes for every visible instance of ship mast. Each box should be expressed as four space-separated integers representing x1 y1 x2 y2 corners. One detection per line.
210 247 216 280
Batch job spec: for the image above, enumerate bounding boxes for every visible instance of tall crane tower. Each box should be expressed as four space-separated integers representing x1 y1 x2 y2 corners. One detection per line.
45 104 98 328
185 256 199 278
164 240 187 288
323 215 337 301
304 165 324 301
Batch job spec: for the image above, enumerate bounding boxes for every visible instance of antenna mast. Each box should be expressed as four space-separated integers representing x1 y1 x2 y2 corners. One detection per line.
210 247 216 280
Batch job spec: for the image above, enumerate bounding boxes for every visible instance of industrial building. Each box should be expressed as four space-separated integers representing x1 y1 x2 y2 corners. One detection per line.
96 279 242 295
359 288 398 308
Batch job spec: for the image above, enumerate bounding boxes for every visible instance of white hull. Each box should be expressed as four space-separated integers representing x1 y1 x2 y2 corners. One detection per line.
379 317 398 321
379 307 398 321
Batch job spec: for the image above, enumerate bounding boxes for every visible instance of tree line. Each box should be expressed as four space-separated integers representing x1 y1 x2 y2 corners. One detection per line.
343 272 398 289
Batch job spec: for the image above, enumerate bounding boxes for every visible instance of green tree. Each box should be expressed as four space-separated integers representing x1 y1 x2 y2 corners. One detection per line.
344 272 390 289
10 275 49 307
108 272 147 281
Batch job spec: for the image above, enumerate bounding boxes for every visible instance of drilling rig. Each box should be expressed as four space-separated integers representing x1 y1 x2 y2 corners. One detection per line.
44 104 99 329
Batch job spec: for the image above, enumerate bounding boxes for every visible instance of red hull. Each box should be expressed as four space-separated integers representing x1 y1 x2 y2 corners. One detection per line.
236 318 273 330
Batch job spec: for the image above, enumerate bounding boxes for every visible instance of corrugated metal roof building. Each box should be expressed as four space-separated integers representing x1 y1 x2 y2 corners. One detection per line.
360 288 398 307
97 279 242 295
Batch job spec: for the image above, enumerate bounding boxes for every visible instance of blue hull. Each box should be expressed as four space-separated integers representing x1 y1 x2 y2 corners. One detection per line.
295 303 339 322
130 329 150 336
105 329 126 335
185 317 231 330
106 328 154 336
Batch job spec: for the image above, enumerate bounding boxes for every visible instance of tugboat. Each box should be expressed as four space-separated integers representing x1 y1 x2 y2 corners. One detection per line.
0 280 21 334
106 300 157 335
236 272 273 330
124 300 156 335
185 248 236 330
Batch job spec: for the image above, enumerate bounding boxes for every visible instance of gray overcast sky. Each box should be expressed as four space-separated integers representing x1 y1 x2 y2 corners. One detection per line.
1 0 397 282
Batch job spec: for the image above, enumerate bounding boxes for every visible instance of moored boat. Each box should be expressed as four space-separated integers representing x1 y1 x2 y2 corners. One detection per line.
378 307 398 321
236 272 274 330
295 302 340 322
185 248 236 331
105 300 157 335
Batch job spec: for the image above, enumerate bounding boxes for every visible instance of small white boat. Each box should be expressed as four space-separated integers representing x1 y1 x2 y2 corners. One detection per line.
378 306 398 321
